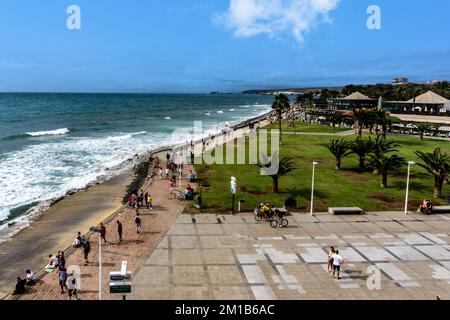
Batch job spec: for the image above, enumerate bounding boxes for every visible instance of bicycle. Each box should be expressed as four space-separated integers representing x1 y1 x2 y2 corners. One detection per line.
254 208 275 221
172 189 185 201
269 209 289 228
270 216 289 228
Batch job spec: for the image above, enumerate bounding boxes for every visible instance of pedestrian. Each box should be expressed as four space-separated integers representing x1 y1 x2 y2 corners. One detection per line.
82 240 91 265
59 266 67 294
135 213 142 234
67 272 78 300
166 153 170 162
100 222 107 243
146 193 153 210
331 250 344 280
144 191 148 207
117 221 123 243
327 246 335 273
165 167 170 179
59 251 66 268
169 179 175 196
25 269 36 286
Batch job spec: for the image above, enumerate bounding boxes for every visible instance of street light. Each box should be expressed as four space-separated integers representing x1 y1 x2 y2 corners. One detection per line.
404 161 415 215
310 162 319 216
89 226 102 300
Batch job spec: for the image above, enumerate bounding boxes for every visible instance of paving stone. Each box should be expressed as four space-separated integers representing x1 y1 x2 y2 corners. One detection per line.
208 266 245 285
299 248 327 263
415 245 450 260
385 246 429 261
399 233 433 245
242 265 268 284
251 285 277 300
376 263 420 287
354 246 398 262
339 247 366 262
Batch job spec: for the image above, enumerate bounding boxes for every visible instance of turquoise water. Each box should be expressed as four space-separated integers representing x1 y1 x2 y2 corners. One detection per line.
0 93 273 230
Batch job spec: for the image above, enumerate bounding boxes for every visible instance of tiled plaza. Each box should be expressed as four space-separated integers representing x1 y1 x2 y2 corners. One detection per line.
130 212 450 300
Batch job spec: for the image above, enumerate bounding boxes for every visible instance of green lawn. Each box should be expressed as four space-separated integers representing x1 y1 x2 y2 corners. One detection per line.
189 127 450 213
264 121 348 133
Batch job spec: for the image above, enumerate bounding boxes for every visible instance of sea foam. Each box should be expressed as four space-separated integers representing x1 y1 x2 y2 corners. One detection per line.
26 128 70 137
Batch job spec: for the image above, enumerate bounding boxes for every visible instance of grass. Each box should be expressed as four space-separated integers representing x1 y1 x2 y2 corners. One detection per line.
264 121 348 133
189 122 450 214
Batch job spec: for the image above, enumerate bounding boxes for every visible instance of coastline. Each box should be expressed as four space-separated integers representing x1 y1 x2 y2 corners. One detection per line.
0 170 130 298
0 108 274 298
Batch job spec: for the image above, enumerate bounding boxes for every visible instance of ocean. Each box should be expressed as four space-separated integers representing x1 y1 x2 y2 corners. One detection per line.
0 93 274 238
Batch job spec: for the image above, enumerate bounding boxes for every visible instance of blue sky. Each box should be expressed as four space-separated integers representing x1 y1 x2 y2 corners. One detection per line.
0 0 449 93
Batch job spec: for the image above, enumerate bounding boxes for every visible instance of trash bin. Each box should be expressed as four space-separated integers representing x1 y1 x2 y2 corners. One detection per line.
284 197 297 209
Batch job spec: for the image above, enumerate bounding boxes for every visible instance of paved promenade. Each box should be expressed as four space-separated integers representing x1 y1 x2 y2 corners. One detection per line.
130 211 450 300
13 163 194 300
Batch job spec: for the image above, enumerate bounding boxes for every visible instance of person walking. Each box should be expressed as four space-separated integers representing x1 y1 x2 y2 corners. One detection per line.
58 266 67 294
169 179 175 197
327 246 335 273
67 272 78 300
59 251 66 268
100 222 107 243
135 213 142 234
331 250 344 280
82 240 91 265
117 221 123 243
146 193 153 210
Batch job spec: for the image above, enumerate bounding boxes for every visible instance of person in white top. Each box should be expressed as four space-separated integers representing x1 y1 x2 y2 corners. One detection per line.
331 250 344 279
25 269 35 285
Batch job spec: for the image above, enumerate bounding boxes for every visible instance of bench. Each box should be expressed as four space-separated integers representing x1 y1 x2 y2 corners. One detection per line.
430 206 450 214
328 207 364 215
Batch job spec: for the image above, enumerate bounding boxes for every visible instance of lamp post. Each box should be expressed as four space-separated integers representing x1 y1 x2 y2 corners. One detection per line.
89 226 102 300
404 161 415 215
310 162 319 216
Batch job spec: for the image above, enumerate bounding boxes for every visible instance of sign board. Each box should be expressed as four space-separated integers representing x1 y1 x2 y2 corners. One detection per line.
109 282 132 294
110 271 132 282
230 177 237 194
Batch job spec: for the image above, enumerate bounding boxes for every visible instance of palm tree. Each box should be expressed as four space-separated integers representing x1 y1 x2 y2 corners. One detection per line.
367 153 406 188
373 109 387 135
327 114 342 130
414 123 431 141
366 110 377 135
415 148 450 197
376 113 400 138
352 108 372 139
258 154 296 193
271 94 291 143
367 135 400 154
432 124 441 137
366 136 400 174
350 138 370 170
326 139 352 170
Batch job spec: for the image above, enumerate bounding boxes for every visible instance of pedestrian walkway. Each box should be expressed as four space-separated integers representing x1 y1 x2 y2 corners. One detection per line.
14 162 196 300
129 211 450 300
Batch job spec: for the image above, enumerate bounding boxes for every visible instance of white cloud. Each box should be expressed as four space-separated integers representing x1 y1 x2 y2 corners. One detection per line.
216 0 341 43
